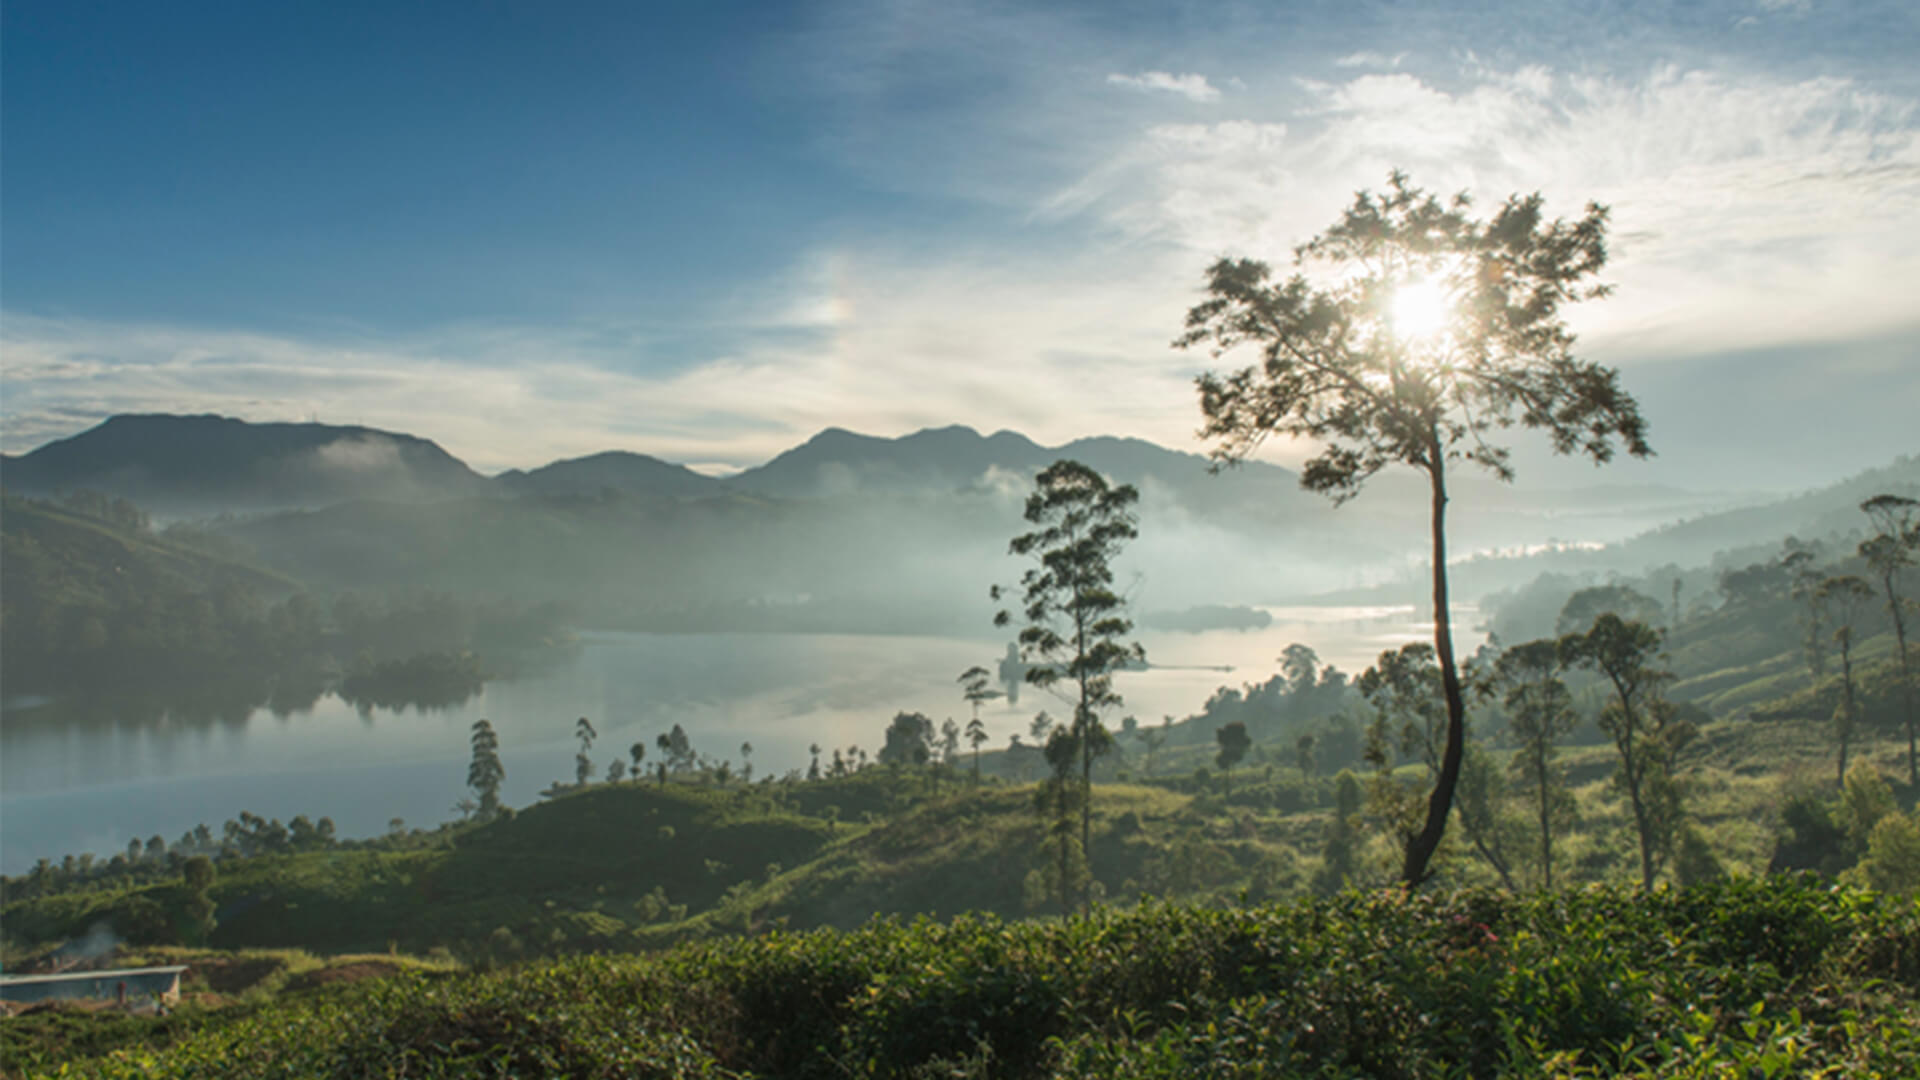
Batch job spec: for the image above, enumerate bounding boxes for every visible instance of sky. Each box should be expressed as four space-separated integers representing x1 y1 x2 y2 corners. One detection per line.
3 0 1917 490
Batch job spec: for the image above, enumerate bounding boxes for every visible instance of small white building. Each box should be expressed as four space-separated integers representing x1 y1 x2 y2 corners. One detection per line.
0 965 188 1008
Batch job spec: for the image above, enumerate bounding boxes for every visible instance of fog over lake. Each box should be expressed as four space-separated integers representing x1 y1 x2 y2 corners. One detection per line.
0 604 1467 873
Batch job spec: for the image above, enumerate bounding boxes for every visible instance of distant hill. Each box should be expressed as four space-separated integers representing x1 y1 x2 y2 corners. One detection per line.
0 493 302 690
729 424 1324 525
1607 454 1920 566
494 451 726 499
0 414 489 516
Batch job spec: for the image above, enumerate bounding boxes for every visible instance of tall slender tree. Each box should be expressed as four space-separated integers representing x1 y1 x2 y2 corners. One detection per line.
964 719 988 782
993 459 1144 912
1782 539 1830 685
574 716 597 787
1860 494 1918 783
1819 574 1876 788
1176 172 1648 886
468 718 506 819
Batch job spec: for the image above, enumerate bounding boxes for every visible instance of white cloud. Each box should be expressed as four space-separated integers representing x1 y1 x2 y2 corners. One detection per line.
1333 51 1408 69
1053 62 1920 359
1107 71 1222 103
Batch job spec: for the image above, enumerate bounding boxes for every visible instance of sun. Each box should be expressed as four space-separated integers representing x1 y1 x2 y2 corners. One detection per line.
1390 278 1450 342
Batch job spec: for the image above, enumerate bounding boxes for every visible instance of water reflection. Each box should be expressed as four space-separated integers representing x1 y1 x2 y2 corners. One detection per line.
0 605 1470 873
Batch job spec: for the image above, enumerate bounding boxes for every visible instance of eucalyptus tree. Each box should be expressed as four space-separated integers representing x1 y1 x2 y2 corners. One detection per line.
574 716 597 787
965 718 988 782
940 719 962 787
1488 640 1578 889
993 459 1144 910
629 741 647 778
1559 614 1682 890
1859 494 1918 783
1819 574 1877 788
467 718 505 819
1782 539 1830 684
959 665 999 724
1177 171 1649 886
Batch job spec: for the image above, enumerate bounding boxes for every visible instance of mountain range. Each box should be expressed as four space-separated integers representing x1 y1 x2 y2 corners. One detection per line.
0 413 1322 522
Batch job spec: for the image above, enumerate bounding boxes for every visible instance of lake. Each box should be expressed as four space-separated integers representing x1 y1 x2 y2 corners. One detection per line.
0 604 1472 873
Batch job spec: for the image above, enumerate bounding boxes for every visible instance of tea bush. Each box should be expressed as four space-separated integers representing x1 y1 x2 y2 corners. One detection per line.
45 877 1920 1079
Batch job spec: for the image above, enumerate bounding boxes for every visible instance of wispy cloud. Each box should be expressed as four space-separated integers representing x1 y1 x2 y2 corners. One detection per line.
1333 51 1407 69
1106 71 1222 103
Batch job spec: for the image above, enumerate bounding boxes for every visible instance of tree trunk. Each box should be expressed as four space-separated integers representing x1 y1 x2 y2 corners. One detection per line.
1615 705 1656 891
1889 577 1917 785
1076 616 1093 915
1839 637 1856 789
1535 741 1553 893
1401 452 1467 888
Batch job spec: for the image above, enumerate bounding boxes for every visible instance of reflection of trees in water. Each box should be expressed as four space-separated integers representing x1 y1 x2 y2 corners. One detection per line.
337 652 487 714
4 656 481 736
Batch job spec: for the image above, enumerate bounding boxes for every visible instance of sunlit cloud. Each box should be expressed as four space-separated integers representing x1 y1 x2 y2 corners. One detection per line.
1106 71 1222 103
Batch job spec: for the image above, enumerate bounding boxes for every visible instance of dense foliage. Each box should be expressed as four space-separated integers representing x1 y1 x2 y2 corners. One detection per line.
24 878 1920 1079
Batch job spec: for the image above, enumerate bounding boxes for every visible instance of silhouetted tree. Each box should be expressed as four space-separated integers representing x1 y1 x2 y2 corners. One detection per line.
1177 171 1648 887
574 716 597 786
740 741 753 783
608 758 626 782
965 719 987 782
1215 720 1251 795
1860 494 1918 783
808 742 823 781
993 459 1144 910
468 718 506 818
880 711 935 770
629 741 647 777
959 665 998 725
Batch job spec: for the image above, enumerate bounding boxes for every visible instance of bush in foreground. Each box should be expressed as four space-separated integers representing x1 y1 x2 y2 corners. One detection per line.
43 877 1920 1079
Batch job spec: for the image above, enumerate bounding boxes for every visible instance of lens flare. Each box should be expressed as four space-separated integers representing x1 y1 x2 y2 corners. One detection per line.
1391 278 1449 341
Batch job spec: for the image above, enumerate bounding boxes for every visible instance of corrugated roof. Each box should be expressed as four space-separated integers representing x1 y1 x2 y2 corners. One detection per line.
0 966 189 986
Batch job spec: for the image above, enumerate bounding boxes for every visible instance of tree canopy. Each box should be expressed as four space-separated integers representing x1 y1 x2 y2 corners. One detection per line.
1176 170 1650 886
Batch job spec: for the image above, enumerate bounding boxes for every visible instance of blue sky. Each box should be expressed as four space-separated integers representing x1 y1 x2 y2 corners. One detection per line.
4 0 1917 488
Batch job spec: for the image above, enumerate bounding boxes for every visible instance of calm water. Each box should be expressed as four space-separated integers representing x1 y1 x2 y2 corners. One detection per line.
0 605 1471 873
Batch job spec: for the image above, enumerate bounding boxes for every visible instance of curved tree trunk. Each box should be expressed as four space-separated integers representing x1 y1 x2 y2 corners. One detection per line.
1402 452 1467 888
